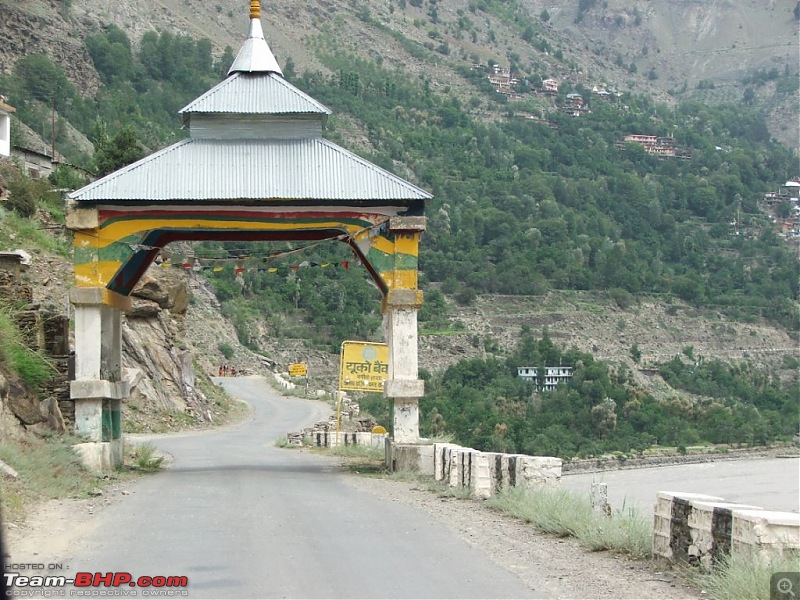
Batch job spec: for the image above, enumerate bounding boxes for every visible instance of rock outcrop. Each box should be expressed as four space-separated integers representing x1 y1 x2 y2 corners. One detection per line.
124 267 196 414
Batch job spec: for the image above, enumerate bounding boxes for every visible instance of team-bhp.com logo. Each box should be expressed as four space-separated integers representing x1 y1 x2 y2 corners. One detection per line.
5 572 189 597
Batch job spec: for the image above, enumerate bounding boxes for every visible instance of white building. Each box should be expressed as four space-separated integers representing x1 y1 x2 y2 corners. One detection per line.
517 366 573 391
0 95 15 157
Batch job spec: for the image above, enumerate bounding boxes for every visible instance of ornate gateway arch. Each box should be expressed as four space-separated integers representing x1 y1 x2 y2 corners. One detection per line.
67 1 429 469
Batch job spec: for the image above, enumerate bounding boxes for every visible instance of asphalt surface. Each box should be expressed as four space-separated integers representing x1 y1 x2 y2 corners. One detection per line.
561 456 800 519
40 377 543 599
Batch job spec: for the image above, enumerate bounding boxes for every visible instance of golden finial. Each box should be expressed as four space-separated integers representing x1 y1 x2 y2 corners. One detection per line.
250 0 261 19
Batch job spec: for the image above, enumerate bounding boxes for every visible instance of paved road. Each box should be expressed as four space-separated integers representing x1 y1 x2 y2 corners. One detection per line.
561 456 800 519
38 377 542 599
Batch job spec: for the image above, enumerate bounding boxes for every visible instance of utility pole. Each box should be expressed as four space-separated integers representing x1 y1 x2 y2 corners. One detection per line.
51 99 57 162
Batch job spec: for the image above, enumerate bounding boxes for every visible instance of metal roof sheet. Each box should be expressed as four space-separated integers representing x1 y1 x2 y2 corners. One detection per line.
180 72 330 116
228 16 282 75
69 138 431 202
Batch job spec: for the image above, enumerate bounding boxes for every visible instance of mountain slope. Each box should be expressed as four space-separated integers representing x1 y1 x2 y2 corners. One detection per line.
0 0 796 145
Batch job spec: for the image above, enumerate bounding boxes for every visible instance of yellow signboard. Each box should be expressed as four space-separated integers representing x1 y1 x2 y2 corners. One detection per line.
339 341 389 392
288 362 308 377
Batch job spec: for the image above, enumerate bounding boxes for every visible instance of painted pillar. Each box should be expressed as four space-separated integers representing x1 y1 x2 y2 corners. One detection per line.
69 288 130 472
381 216 426 443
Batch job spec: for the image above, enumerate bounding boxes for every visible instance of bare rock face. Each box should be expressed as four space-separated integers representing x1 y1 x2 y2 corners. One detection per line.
131 269 190 314
127 297 161 319
123 267 195 414
1 370 45 426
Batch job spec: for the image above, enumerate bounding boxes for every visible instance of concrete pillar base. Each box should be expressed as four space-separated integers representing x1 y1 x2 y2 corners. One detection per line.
74 439 123 473
392 398 422 443
385 439 434 476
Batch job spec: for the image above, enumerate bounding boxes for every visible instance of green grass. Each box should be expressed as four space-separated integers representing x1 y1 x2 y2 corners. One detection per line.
425 479 473 499
328 443 384 461
0 435 115 520
0 208 69 257
693 552 800 600
487 486 652 559
303 441 386 474
0 305 57 389
131 442 164 471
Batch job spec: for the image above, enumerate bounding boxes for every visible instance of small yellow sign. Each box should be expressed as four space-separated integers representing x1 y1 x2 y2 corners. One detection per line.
288 362 308 377
339 341 389 392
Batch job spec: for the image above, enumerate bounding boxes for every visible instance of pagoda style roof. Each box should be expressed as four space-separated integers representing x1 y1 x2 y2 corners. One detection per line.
70 0 431 206
180 72 330 118
69 137 430 202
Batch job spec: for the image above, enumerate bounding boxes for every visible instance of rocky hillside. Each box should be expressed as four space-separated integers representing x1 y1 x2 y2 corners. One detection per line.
0 242 257 440
0 0 796 147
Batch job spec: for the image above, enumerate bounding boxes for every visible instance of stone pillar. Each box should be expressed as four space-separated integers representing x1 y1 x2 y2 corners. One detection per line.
70 288 130 472
381 216 426 444
383 291 424 442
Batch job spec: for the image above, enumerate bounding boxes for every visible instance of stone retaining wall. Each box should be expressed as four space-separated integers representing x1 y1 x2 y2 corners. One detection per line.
563 447 798 474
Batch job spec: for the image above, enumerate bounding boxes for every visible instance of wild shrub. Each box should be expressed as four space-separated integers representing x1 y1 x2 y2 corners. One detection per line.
132 442 164 471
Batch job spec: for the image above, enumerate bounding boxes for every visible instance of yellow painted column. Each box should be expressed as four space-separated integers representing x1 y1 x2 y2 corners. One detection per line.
381 217 426 444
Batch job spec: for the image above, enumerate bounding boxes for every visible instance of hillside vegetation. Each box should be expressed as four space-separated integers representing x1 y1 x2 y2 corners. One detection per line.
0 0 797 456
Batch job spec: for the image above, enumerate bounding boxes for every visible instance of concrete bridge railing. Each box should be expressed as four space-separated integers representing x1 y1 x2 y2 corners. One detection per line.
653 491 800 566
389 442 562 499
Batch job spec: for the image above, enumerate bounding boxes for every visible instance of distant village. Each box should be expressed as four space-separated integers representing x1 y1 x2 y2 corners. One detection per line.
478 63 693 158
1 81 796 252
761 179 800 248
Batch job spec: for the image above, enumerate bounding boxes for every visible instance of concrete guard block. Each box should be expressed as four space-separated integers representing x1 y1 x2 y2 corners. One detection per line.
433 443 459 482
73 440 122 473
652 492 728 561
687 501 764 568
517 455 562 487
389 442 434 476
731 509 800 559
469 452 492 499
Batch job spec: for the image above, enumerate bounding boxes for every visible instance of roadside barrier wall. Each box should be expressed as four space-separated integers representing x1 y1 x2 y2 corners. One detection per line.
653 491 800 566
308 430 386 448
390 441 561 499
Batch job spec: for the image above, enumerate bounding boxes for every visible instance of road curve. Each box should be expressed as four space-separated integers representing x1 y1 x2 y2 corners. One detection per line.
38 376 543 599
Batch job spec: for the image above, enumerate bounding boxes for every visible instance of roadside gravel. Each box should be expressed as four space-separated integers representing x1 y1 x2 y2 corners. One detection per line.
343 474 702 600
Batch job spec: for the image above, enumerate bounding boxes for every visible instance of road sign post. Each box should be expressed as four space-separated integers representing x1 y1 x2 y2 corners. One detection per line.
288 362 307 377
338 341 389 392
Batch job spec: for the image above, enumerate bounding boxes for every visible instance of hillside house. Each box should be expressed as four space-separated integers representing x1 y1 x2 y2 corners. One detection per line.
592 86 611 98
11 146 60 179
0 95 14 157
517 366 573 391
622 134 690 158
566 93 584 107
487 65 519 96
760 178 800 248
542 78 559 93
